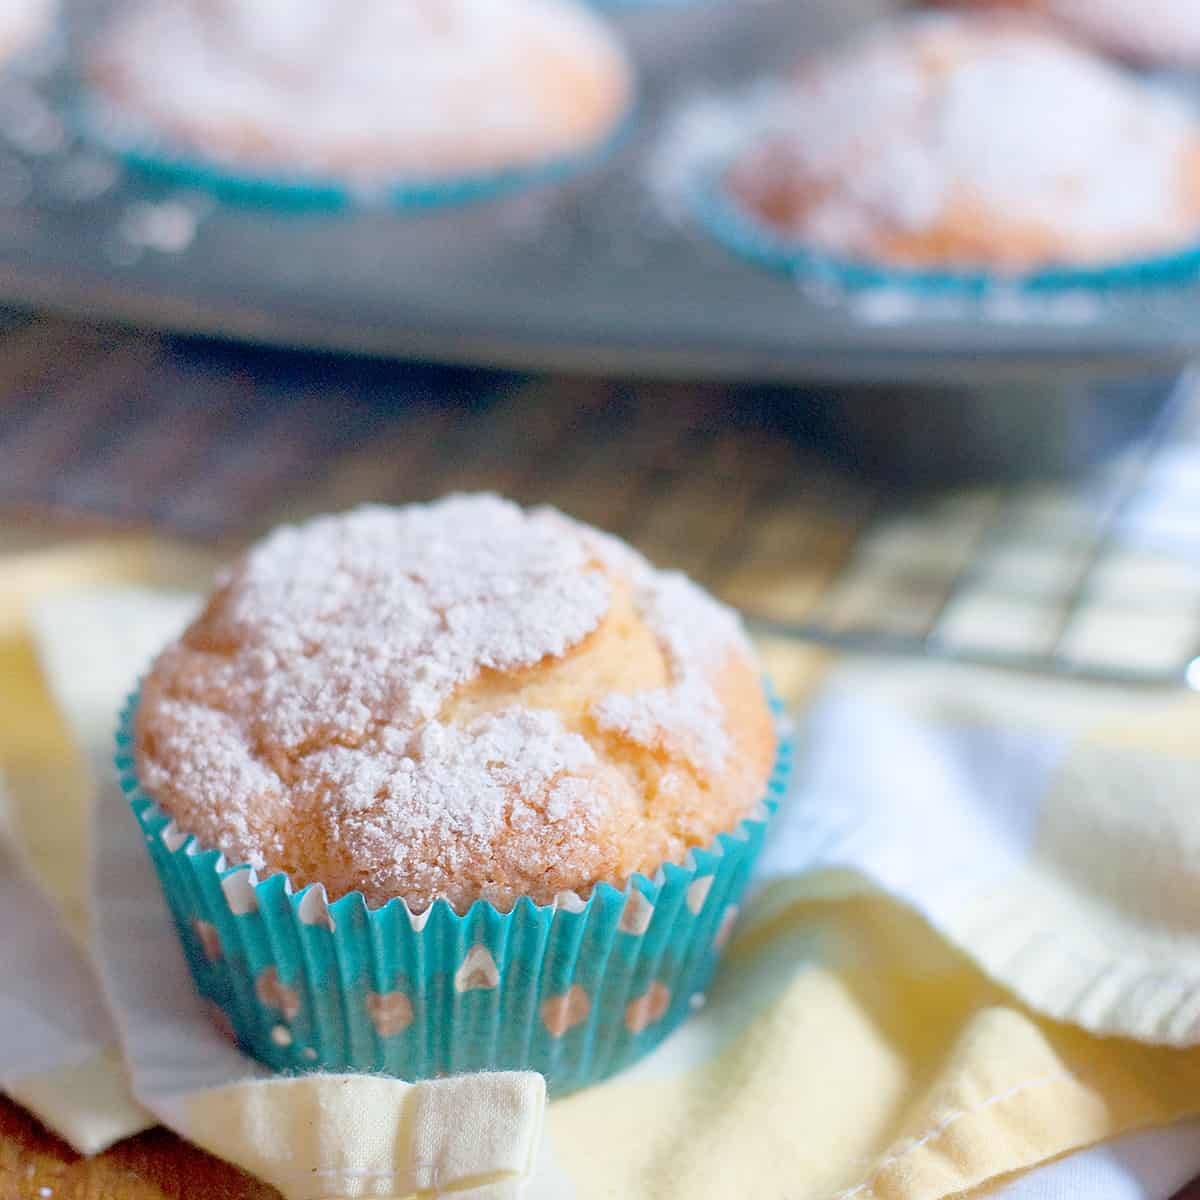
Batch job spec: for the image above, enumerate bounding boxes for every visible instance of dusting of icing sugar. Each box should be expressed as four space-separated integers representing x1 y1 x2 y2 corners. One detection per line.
87 0 631 183
717 14 1200 266
136 698 282 870
138 494 757 906
568 519 749 776
210 495 611 748
300 707 601 849
646 85 785 226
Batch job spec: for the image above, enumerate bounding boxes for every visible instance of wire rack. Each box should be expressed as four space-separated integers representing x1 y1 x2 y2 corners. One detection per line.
745 379 1200 689
3 315 1200 689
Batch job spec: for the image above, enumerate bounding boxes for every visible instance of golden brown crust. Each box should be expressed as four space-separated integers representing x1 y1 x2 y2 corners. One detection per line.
135 498 776 912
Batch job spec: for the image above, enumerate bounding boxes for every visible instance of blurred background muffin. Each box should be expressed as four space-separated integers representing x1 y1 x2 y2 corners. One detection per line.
714 13 1200 277
85 0 633 196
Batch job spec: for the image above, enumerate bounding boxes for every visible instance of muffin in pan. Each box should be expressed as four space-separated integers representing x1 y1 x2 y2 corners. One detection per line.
84 0 634 207
121 494 788 1090
699 13 1200 289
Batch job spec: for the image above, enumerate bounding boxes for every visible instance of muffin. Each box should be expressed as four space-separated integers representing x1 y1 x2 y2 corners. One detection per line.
706 14 1200 282
85 0 633 204
120 495 788 1089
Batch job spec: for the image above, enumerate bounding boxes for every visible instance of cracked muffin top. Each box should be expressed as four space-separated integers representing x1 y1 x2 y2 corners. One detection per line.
134 494 776 912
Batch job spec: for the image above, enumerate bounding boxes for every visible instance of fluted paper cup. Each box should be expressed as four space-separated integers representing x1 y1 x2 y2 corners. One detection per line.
116 686 791 1095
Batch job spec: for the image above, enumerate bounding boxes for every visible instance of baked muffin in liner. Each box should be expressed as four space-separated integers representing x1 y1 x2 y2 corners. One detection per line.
78 0 634 210
116 687 790 1095
694 14 1200 294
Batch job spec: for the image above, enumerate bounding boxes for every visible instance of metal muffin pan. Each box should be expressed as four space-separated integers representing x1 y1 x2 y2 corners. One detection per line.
0 0 1198 383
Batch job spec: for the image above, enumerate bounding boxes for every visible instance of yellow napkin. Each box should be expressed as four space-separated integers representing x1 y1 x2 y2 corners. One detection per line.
4 540 1200 1200
22 574 550 1198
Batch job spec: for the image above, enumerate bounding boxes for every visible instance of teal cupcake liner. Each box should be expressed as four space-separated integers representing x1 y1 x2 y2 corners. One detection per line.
694 166 1200 295
76 91 635 211
116 687 791 1095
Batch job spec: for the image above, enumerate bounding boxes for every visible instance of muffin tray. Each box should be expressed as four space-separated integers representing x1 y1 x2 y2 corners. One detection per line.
2 0 1200 382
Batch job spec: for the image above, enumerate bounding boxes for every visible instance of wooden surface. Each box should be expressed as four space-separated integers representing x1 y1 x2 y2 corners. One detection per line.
0 1099 276 1200
1 311 1198 1198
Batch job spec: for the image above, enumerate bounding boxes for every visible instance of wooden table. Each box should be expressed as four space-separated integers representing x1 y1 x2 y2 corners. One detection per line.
0 311 1196 1199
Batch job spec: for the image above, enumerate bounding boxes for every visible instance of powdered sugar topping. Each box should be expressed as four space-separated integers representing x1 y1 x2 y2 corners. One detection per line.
299 706 600 853
137 495 755 903
137 699 283 863
211 496 611 746
573 521 749 776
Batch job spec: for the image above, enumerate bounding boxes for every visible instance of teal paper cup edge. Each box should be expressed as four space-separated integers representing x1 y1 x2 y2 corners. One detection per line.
75 91 636 212
694 165 1200 295
116 685 792 1095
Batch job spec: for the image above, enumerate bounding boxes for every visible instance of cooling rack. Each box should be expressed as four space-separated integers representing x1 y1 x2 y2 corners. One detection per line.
743 379 1200 688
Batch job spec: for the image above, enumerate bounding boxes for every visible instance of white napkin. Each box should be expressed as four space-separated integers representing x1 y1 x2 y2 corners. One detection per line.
0 787 150 1154
994 1120 1200 1200
755 666 1200 1046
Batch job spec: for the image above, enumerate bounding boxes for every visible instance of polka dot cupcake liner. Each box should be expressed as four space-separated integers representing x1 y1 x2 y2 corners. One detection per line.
694 166 1200 294
75 92 635 211
115 687 792 1096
